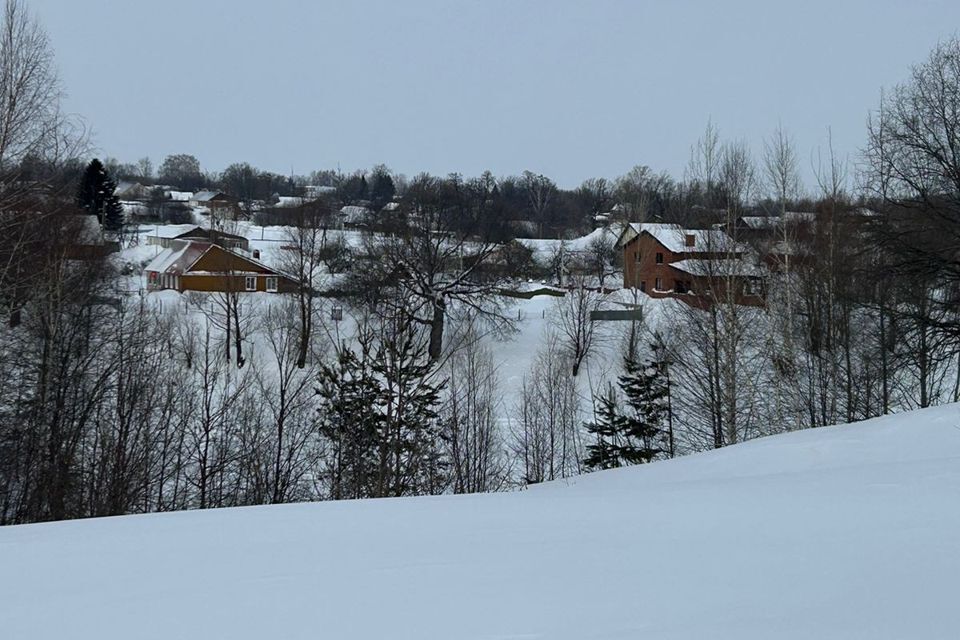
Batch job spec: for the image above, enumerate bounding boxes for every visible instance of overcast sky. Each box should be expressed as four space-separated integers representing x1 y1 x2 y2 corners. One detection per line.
31 0 960 189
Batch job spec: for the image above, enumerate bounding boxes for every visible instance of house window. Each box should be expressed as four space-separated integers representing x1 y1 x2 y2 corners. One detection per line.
640 281 646 292
656 252 664 264
635 250 642 263
265 276 278 292
655 277 662 290
245 276 257 291
675 280 687 294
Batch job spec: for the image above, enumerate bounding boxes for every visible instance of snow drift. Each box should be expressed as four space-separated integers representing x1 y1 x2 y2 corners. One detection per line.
2 404 959 639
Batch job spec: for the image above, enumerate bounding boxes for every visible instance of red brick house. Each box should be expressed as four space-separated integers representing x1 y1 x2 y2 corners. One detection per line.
145 240 297 294
617 222 765 306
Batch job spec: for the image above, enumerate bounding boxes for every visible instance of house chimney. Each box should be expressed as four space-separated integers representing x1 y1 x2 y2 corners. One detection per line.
685 233 696 247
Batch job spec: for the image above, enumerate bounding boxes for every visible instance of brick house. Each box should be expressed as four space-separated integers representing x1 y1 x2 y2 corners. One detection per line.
145 240 297 294
617 222 765 306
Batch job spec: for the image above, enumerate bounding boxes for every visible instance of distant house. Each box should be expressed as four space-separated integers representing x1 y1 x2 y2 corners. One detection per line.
189 191 239 216
115 181 146 201
165 190 193 202
65 215 119 259
145 240 296 294
617 222 764 307
146 225 250 251
337 205 372 227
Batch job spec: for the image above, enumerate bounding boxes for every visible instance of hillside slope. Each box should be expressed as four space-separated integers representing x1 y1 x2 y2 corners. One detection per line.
2 405 959 639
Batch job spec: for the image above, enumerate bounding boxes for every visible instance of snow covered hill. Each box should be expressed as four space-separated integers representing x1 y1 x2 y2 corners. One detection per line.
2 405 959 639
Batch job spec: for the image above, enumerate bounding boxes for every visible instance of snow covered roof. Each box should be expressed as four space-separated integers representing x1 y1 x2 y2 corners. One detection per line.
739 216 780 229
166 190 193 202
147 224 203 239
339 205 372 223
671 258 765 277
625 222 745 254
740 212 815 229
191 191 230 202
115 181 143 197
275 196 305 208
144 241 210 275
144 240 296 281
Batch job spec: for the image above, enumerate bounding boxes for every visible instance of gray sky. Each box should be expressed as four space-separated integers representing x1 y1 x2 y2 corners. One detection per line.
31 0 960 189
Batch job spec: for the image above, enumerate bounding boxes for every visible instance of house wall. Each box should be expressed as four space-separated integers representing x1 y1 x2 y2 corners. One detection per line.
179 274 291 293
622 233 686 295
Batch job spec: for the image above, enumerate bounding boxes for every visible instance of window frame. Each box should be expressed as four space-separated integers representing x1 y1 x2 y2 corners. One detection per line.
265 276 278 293
245 275 257 291
655 252 664 264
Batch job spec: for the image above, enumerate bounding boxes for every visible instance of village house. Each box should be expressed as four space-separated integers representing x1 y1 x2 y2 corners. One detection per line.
189 190 239 217
65 214 120 259
617 222 765 307
145 240 297 294
146 225 250 251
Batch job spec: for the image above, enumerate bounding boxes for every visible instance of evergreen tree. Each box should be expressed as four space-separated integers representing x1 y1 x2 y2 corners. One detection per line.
316 340 383 499
583 384 631 470
618 352 669 462
103 176 124 232
583 345 670 470
372 316 449 496
76 158 124 231
369 167 396 209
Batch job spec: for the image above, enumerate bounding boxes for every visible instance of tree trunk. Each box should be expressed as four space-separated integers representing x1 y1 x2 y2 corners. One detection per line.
428 298 445 361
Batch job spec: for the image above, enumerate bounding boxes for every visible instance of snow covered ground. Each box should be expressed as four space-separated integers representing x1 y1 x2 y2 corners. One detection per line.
2 404 958 639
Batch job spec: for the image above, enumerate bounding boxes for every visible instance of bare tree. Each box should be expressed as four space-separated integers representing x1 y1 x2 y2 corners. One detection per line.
0 0 61 170
279 199 330 367
442 328 510 493
511 331 582 483
354 173 512 361
553 275 604 377
521 170 556 236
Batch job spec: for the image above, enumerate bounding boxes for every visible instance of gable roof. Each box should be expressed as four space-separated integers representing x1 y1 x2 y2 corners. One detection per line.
191 190 234 203
144 241 210 275
621 222 745 254
144 240 296 281
175 226 247 242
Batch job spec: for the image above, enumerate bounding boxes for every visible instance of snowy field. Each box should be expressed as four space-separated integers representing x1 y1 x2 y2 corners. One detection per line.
2 404 958 639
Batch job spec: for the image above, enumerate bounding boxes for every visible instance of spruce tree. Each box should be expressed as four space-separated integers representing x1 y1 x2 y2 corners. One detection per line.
76 158 124 231
583 346 670 471
583 385 630 470
618 353 668 463
103 175 124 232
372 320 448 496
316 342 383 499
